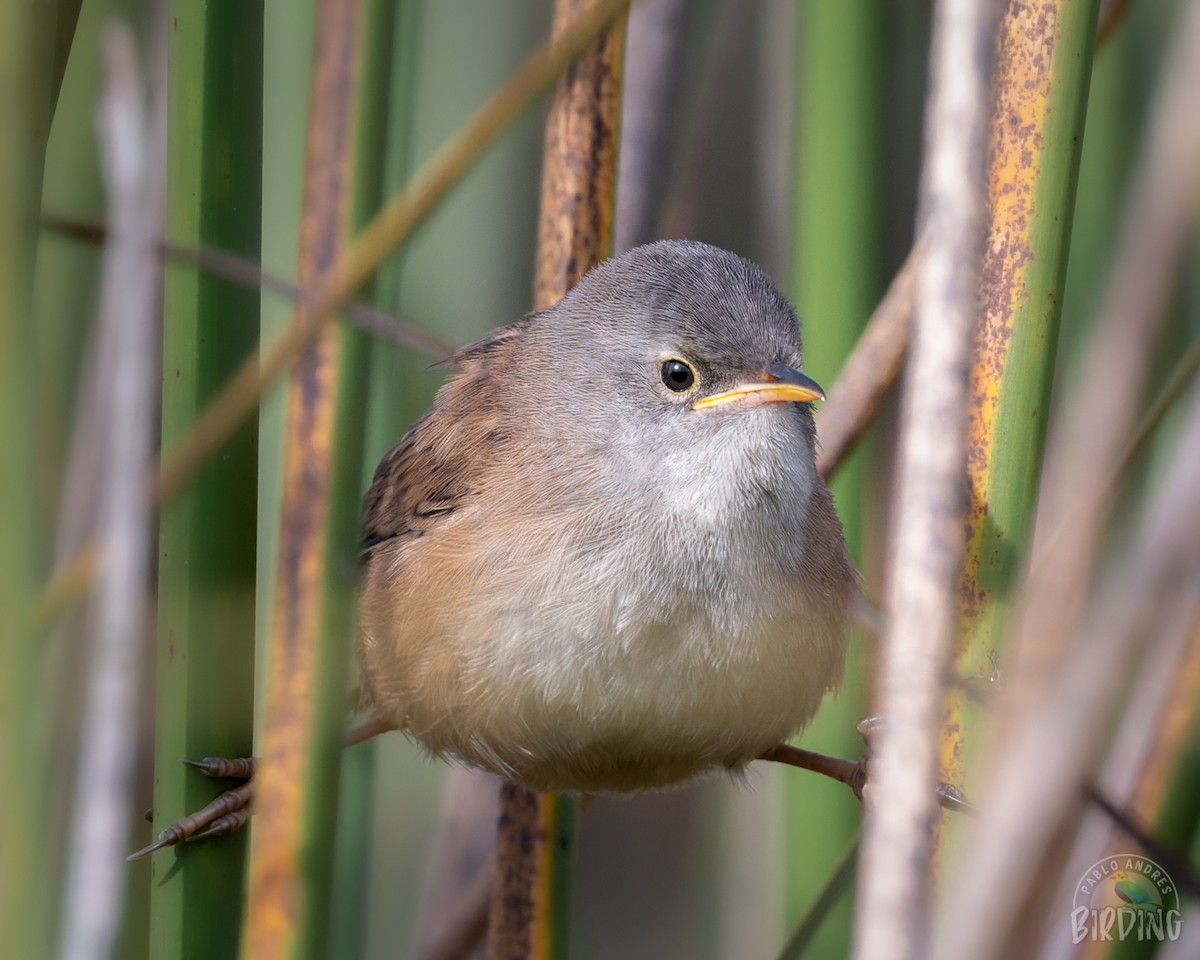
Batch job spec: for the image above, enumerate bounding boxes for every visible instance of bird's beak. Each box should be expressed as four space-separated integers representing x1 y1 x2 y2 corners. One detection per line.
692 362 825 410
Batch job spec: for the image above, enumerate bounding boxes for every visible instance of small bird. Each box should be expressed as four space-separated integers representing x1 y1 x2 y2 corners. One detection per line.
1112 871 1159 908
129 241 858 858
355 239 857 793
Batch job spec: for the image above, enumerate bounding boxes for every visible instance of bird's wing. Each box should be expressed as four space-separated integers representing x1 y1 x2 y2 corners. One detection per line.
358 418 469 548
359 314 536 551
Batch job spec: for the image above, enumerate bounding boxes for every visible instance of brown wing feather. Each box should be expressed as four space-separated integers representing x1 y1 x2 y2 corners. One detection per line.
358 314 535 551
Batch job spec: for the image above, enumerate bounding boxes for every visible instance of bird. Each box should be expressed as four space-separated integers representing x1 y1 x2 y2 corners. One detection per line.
1111 871 1159 908
129 240 859 858
355 239 858 793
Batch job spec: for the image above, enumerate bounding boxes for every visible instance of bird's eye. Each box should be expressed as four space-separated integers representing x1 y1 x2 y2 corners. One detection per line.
660 359 696 392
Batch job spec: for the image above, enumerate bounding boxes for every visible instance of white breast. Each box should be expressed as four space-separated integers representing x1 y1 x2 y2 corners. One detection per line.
416 406 842 792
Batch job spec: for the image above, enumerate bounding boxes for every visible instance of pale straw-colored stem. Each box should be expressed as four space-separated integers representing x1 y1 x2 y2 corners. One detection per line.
851 0 996 956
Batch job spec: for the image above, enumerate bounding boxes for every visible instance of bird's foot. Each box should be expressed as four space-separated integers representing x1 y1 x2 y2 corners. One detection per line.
126 711 397 862
127 757 255 861
758 742 869 799
759 715 977 816
854 715 977 815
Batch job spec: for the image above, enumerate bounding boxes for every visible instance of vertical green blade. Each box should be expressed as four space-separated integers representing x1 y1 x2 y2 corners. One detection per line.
150 4 263 956
1 1 59 956
786 4 884 956
947 0 1100 798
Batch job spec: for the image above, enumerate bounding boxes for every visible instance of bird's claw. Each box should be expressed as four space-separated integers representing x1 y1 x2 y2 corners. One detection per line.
853 716 977 815
935 780 977 817
127 757 255 861
181 755 255 779
855 715 885 746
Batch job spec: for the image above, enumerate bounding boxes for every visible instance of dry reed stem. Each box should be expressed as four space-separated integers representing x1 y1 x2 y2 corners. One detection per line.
934 378 1200 960
851 1 996 956
1009 0 1200 713
1038 605 1200 960
58 22 160 960
241 0 359 954
488 2 626 958
932 4 1200 940
39 214 458 358
934 9 1200 952
815 241 918 482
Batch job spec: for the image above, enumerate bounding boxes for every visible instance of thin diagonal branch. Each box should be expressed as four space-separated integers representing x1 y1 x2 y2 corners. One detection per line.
815 241 917 482
40 212 458 358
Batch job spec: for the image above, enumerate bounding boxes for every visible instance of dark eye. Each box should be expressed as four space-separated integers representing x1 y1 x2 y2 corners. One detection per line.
660 359 695 392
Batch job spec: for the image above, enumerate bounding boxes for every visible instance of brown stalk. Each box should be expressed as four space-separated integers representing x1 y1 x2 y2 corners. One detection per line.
1096 0 1133 46
487 2 626 958
531 1 627 309
1126 611 1200 823
240 0 359 954
814 242 917 483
